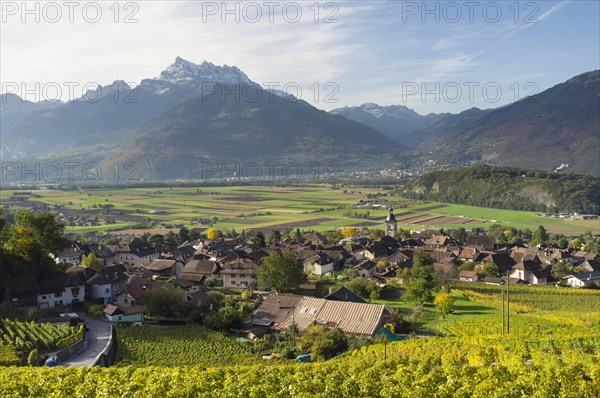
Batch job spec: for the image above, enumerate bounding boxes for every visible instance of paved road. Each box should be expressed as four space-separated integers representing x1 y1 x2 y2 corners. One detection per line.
61 314 112 367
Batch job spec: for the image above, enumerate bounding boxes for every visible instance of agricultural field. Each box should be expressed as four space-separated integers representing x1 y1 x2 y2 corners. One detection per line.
115 326 254 366
0 185 597 236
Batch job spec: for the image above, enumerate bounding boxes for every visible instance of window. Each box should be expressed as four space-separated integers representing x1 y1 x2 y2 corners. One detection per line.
71 287 80 296
240 274 245 279
105 288 110 294
42 295 46 299
55 291 62 297
231 281 236 285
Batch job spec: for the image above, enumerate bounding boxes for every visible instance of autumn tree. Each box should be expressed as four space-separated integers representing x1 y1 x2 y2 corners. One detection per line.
434 293 454 320
341 227 358 239
82 253 102 271
207 228 222 240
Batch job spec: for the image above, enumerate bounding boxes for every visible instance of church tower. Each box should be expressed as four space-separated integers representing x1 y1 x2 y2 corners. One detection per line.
385 208 398 239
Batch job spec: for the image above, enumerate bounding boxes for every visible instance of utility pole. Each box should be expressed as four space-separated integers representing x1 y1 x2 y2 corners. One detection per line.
501 288 505 335
292 305 296 353
506 271 510 334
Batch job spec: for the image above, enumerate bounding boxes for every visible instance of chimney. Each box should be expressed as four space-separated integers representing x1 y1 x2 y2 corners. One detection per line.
277 299 281 309
328 287 333 295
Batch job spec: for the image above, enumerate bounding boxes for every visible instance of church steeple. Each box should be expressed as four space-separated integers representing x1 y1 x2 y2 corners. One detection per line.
385 208 398 239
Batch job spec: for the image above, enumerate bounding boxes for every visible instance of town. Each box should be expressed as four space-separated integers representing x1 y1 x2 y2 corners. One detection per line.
3 208 599 332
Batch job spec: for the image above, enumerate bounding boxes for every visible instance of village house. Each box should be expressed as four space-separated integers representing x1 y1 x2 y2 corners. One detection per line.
87 265 128 305
458 270 479 283
220 259 258 289
510 260 553 285
253 294 389 337
353 259 377 278
115 238 159 264
563 271 600 287
103 304 145 323
141 259 184 278
178 259 222 285
303 252 336 275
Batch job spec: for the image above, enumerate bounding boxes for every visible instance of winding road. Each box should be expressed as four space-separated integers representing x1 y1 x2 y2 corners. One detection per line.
61 314 112 367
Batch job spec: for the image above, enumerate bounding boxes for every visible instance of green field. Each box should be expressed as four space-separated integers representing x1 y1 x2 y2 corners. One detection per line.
1 185 597 235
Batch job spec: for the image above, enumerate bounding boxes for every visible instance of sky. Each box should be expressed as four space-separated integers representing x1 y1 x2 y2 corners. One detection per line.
1 0 598 113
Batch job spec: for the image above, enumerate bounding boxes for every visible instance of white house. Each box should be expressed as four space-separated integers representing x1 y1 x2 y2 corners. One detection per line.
353 260 377 278
220 262 257 289
563 272 600 288
87 266 128 305
303 252 335 276
37 273 87 309
103 304 144 323
458 270 479 283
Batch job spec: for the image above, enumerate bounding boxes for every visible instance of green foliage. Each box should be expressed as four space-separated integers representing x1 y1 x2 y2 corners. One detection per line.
405 165 600 214
344 277 381 300
115 326 253 366
141 288 187 318
27 349 39 366
1 212 65 279
311 328 349 361
0 319 83 365
81 253 102 271
401 251 435 304
257 251 305 292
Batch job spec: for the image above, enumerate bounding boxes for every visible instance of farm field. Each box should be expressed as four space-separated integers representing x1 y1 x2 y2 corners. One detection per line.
0 185 597 236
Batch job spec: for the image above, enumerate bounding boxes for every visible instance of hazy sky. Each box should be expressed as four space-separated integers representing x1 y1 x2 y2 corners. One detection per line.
1 0 598 113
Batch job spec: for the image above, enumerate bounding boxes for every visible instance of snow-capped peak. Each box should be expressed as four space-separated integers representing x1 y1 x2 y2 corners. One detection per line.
156 56 252 85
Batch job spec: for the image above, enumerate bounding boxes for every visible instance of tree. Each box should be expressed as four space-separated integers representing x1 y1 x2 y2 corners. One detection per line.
2 212 65 278
345 277 381 299
148 234 165 250
476 261 498 279
178 227 190 243
448 227 467 244
434 293 454 320
141 287 186 318
252 231 266 250
532 225 549 245
341 227 357 239
81 253 102 271
256 251 305 292
376 259 390 272
433 263 458 293
369 229 385 240
207 228 222 240
311 328 348 361
551 261 573 279
27 348 39 366
270 230 281 243
404 278 434 304
569 238 582 249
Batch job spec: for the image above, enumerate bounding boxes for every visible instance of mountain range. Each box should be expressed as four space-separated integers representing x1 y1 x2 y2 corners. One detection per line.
1 58 598 179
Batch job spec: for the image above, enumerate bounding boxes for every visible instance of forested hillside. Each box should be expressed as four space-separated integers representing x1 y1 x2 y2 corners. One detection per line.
403 166 600 214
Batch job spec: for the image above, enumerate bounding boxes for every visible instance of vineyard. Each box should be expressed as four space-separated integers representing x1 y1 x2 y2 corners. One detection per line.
455 283 600 313
0 320 84 365
116 325 254 366
1 330 599 397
